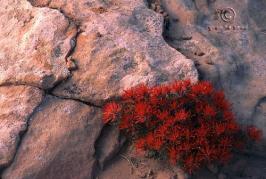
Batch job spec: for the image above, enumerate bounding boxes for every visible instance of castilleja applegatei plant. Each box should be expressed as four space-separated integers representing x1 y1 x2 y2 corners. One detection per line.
103 80 262 173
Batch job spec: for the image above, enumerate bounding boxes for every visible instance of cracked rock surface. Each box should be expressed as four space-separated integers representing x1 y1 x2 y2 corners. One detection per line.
0 0 198 178
2 96 102 179
0 0 265 178
45 0 198 105
0 86 43 169
0 0 76 89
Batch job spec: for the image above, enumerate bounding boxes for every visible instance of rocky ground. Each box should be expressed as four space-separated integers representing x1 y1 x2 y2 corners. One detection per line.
0 0 265 178
97 145 266 179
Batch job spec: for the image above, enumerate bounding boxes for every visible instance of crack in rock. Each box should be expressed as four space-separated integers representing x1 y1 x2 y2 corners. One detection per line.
1 95 103 179
26 0 82 92
0 98 44 176
0 86 44 177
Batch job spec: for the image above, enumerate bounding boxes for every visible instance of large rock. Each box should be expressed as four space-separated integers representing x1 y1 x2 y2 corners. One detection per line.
160 0 266 131
0 0 198 178
0 86 43 169
28 0 198 105
2 96 103 179
0 0 77 89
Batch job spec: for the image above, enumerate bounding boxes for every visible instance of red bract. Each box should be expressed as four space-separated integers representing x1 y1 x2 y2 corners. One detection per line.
156 111 168 121
135 138 146 152
103 102 121 124
191 81 213 95
203 105 216 117
169 147 179 164
174 109 189 121
247 126 263 141
122 88 134 100
102 80 262 174
215 123 226 135
135 102 150 115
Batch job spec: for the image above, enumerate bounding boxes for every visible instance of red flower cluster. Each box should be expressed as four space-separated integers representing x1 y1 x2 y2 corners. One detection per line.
102 80 262 173
247 126 263 141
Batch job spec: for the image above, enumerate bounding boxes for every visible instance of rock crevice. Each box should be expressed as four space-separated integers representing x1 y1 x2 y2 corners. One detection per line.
0 86 44 173
5 0 266 178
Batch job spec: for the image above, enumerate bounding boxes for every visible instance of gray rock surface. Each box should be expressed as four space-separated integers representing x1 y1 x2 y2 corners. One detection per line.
2 96 103 179
159 0 266 133
0 86 43 169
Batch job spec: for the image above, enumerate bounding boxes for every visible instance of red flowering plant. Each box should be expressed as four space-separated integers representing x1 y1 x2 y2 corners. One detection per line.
102 80 262 174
